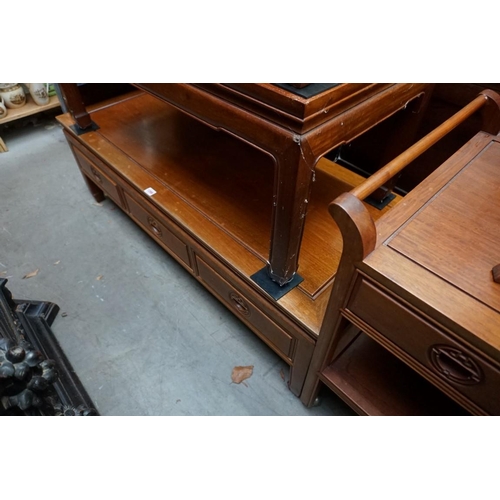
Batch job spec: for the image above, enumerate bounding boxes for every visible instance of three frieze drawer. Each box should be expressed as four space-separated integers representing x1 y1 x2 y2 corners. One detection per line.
345 277 500 415
196 256 294 360
69 143 124 209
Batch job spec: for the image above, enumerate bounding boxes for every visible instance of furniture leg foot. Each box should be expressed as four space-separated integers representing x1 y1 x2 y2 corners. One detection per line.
70 121 100 136
250 266 303 300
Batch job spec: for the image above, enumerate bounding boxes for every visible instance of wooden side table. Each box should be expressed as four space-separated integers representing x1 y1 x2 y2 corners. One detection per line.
301 92 500 415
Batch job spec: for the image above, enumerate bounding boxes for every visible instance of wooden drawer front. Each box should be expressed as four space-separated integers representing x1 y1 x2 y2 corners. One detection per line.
196 256 294 359
123 192 191 269
70 146 124 208
346 277 500 415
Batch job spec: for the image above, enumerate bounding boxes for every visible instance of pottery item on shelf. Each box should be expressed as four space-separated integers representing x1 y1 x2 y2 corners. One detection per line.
0 83 26 109
27 83 49 106
0 96 7 119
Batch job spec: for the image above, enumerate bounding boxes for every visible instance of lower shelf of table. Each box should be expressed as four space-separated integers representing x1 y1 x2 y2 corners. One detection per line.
320 333 469 415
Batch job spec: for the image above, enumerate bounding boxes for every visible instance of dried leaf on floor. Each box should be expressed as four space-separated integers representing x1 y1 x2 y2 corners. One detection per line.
61 312 68 317
96 275 103 281
54 260 61 265
231 365 254 386
22 269 39 279
280 368 285 381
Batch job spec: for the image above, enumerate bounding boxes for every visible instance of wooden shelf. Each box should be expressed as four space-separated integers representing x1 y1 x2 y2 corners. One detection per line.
0 94 60 125
0 94 61 152
320 333 469 415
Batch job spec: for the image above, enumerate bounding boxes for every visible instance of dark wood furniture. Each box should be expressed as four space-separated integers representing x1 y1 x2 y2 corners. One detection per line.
301 92 500 415
61 83 430 288
59 83 500 413
56 83 433 398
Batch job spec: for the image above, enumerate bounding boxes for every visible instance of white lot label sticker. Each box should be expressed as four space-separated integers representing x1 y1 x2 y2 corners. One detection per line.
144 187 157 196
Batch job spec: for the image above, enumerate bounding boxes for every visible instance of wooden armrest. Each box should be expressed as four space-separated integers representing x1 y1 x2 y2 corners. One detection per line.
349 91 500 201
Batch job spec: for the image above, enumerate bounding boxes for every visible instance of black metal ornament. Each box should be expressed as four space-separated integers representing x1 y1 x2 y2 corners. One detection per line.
0 279 98 416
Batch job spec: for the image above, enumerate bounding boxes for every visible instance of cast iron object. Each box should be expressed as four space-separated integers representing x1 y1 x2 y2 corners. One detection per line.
0 279 98 416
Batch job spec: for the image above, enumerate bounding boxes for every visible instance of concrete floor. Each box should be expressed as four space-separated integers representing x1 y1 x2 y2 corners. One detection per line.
0 114 354 416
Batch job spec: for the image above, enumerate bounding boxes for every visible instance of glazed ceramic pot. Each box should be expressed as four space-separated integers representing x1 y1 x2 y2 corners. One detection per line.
27 83 49 106
0 83 26 109
0 96 7 119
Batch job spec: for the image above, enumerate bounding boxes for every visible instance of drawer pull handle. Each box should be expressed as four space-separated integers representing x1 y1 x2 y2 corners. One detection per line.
229 292 250 316
90 166 102 184
430 345 483 385
492 264 500 284
147 217 162 237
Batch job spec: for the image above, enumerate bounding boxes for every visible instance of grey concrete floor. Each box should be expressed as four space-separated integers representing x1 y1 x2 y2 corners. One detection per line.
0 114 354 416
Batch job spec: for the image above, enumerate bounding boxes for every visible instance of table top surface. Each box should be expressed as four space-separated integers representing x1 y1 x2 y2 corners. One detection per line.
362 131 500 359
389 136 500 314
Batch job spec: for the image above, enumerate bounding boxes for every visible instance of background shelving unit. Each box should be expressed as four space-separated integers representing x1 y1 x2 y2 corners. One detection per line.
0 92 60 152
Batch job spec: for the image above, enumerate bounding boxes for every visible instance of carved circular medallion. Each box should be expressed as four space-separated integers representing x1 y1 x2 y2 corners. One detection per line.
429 345 483 385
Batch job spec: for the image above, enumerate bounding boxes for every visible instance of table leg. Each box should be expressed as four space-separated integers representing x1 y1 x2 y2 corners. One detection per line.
58 84 99 134
288 336 315 396
266 135 316 286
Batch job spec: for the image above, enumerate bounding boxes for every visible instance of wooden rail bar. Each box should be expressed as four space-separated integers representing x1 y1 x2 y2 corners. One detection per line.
349 93 489 201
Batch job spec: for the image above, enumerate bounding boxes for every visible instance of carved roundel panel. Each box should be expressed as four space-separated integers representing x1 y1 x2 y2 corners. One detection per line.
429 345 483 385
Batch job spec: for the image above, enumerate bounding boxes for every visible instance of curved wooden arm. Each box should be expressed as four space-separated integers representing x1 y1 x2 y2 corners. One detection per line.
312 193 376 368
329 193 377 263
350 92 498 201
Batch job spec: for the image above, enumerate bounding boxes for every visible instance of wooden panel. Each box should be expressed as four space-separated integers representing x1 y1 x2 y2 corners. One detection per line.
346 277 500 415
69 144 124 208
193 83 393 132
389 140 500 314
123 191 191 269
196 255 294 359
